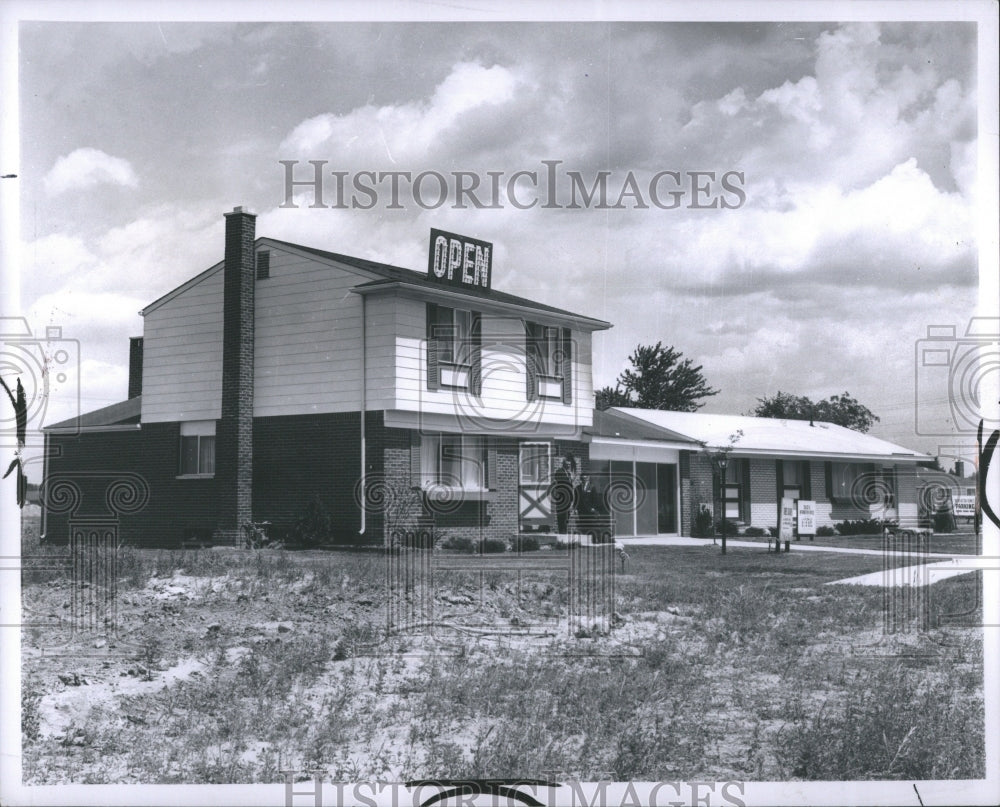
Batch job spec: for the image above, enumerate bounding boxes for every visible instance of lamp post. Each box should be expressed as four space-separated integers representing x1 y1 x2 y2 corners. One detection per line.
713 453 729 555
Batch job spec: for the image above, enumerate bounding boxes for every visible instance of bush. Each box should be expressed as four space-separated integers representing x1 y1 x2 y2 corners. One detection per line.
440 536 508 553
714 518 740 536
514 534 540 552
768 526 779 537
742 526 768 537
834 518 886 536
815 525 837 537
933 508 956 533
439 535 475 553
692 507 714 538
289 495 332 547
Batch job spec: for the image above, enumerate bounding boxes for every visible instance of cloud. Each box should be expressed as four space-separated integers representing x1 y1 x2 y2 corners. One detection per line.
279 61 525 165
43 148 138 196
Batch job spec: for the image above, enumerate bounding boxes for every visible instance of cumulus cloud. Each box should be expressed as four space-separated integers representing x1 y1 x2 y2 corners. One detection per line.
279 61 525 164
43 148 138 195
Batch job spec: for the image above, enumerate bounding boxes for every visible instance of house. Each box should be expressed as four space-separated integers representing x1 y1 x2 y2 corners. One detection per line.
41 208 611 547
586 408 930 536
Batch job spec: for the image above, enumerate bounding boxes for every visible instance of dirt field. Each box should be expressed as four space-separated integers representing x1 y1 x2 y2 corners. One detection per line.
19 515 984 784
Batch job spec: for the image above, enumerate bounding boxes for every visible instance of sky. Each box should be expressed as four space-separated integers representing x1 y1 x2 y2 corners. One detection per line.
7 12 996 477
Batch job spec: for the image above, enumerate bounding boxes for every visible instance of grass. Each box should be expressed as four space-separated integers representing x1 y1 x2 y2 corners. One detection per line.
20 515 985 784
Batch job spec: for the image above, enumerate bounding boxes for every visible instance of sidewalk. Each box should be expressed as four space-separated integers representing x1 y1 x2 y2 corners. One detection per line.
617 534 965 559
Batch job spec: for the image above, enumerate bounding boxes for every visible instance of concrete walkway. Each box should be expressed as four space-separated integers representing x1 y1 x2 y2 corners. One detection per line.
616 535 994 587
617 534 963 559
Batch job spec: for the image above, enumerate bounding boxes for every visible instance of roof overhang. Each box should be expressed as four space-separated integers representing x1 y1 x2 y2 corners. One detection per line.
352 280 612 332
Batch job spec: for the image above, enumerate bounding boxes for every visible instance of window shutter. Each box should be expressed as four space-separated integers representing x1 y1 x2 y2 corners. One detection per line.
739 458 751 521
802 461 812 500
825 461 833 500
426 303 440 391
525 321 538 401
561 327 573 404
775 459 784 524
410 431 422 488
487 439 497 490
470 312 483 396
256 250 270 280
711 461 720 513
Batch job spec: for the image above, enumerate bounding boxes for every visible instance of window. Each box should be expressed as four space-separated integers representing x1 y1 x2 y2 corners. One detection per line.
519 442 552 485
526 322 572 402
829 462 867 501
256 250 270 280
179 421 215 476
420 434 488 490
722 460 744 520
780 460 810 500
426 303 480 391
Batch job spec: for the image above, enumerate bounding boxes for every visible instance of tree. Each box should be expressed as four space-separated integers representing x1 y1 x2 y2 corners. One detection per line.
751 390 880 433
596 342 719 412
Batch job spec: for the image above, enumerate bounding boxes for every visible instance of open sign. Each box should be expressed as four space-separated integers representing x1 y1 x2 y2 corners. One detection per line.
428 228 492 289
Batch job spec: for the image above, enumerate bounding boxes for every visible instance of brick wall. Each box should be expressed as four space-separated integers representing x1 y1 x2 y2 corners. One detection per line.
680 451 714 535
748 458 778 528
215 208 256 544
43 424 218 547
253 411 366 542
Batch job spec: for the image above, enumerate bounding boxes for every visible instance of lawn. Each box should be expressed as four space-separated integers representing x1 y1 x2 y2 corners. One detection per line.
19 515 985 784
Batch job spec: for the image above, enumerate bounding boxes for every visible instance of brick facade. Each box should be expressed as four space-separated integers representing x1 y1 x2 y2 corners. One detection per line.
680 450 714 535
43 424 218 547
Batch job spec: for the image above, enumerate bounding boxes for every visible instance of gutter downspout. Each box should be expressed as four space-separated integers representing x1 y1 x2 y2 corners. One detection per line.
359 293 366 535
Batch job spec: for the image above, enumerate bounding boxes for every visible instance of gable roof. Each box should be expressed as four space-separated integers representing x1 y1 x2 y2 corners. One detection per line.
268 239 611 329
595 408 929 462
44 396 142 432
142 236 611 330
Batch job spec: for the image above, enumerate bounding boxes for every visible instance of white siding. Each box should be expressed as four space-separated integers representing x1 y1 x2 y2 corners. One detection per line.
141 242 600 426
141 266 223 423
366 296 596 432
253 247 365 416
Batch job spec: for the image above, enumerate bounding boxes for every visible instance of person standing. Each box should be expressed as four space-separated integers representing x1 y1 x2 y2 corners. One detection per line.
551 457 576 536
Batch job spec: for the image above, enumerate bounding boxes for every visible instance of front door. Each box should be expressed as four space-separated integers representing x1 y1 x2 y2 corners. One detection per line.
519 442 552 530
657 463 678 533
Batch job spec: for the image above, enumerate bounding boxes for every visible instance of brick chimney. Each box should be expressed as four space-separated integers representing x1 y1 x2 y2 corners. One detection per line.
214 206 256 544
127 336 143 399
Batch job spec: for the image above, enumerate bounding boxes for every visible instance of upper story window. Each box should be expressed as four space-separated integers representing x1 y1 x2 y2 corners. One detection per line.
426 303 481 393
526 321 572 403
179 420 215 477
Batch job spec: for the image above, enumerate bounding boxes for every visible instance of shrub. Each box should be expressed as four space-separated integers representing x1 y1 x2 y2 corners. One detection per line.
514 534 540 552
834 518 886 536
815 525 837 537
742 526 768 537
714 518 740 536
933 508 956 533
439 535 475 553
768 526 779 537
290 496 332 547
482 538 508 554
692 506 714 538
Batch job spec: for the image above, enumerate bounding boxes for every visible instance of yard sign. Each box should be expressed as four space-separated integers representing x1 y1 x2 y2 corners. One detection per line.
779 497 795 541
797 500 816 535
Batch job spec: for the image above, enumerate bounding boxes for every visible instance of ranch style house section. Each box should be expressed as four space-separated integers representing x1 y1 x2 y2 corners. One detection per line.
587 408 929 537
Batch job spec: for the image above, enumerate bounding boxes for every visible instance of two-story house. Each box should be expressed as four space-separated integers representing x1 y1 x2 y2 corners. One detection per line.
41 208 611 547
